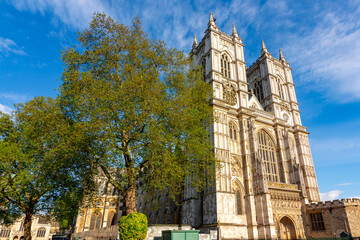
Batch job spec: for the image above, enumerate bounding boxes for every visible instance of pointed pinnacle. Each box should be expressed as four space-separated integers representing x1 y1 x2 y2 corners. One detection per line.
279 49 285 61
261 39 268 53
192 34 198 48
210 12 215 22
208 11 217 29
232 23 238 37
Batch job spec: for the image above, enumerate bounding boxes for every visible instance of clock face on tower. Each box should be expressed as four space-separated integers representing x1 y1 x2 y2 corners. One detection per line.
223 90 237 106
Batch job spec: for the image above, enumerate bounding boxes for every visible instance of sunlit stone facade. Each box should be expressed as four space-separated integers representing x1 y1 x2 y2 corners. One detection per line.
185 13 323 240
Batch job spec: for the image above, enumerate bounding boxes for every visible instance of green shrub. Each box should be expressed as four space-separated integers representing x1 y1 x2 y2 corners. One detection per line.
119 212 148 240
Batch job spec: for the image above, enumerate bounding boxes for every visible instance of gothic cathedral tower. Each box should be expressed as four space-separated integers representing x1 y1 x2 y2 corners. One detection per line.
188 13 321 239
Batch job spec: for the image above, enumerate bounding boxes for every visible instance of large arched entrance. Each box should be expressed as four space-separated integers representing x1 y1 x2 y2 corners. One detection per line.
279 216 296 240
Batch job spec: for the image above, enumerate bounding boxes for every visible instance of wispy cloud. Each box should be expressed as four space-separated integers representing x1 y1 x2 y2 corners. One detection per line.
0 104 13 114
311 137 360 152
0 36 26 56
320 190 343 201
6 0 360 103
310 136 360 166
0 92 28 102
336 183 353 186
283 3 360 103
8 0 112 30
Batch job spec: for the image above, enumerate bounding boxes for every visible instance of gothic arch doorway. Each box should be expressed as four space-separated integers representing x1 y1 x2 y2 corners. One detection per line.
279 216 296 240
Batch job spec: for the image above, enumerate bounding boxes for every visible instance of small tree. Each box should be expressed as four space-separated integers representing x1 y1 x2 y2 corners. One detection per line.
60 13 217 215
119 213 147 240
0 97 95 240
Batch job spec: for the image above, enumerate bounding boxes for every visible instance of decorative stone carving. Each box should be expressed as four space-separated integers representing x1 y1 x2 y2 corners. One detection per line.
231 157 242 177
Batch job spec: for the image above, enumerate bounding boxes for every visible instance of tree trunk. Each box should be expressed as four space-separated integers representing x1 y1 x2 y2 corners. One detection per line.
24 212 33 240
176 185 185 225
125 185 136 215
123 143 137 215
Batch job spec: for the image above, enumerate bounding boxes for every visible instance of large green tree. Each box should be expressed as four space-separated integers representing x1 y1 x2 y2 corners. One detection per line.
60 14 217 215
0 97 95 240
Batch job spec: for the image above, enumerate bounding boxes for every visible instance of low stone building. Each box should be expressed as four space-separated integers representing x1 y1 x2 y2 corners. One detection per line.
305 198 360 238
0 216 59 240
74 178 121 233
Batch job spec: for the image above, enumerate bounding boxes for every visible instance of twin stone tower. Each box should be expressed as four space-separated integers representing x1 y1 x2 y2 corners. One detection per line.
184 12 320 239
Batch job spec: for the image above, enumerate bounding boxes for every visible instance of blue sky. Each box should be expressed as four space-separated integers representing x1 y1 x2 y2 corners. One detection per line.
1 0 360 201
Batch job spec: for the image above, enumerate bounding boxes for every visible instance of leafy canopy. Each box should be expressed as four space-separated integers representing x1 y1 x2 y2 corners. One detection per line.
0 97 96 230
60 13 217 213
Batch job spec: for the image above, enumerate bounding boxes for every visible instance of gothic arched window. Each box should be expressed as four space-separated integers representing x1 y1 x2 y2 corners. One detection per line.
257 130 279 182
90 212 102 230
235 191 243 215
107 211 116 227
254 80 264 101
201 58 206 80
229 122 237 140
277 78 285 99
19 221 24 232
233 181 244 215
36 228 46 238
221 54 231 78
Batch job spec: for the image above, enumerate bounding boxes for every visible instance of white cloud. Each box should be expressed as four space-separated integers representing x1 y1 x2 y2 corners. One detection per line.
311 137 360 152
320 190 343 201
7 0 360 103
8 0 112 30
6 0 262 51
0 37 26 56
0 104 13 114
283 4 360 103
0 92 28 102
336 183 353 186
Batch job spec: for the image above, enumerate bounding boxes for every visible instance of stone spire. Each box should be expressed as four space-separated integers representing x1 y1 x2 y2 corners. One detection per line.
192 34 198 48
261 39 268 53
279 49 286 61
232 23 239 38
207 12 218 30
209 11 215 22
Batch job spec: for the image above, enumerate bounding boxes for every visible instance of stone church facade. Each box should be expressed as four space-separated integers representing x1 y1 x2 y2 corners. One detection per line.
73 13 360 240
179 13 359 239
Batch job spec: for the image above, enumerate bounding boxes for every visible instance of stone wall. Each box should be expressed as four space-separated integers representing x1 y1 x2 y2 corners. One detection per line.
73 226 118 240
305 198 360 238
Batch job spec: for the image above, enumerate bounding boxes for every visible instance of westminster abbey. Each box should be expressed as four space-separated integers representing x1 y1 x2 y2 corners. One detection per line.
178 12 360 239
72 13 360 240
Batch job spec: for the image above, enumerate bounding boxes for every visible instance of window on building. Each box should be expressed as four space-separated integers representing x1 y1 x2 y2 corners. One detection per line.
90 212 102 230
201 58 206 80
0 229 11 238
254 80 264 101
257 130 279 182
221 54 231 78
19 222 24 232
36 228 46 238
229 122 237 140
235 191 243 215
310 212 325 231
107 211 116 227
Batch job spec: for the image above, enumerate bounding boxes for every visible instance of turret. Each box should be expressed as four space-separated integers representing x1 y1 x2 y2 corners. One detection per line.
192 34 198 48
232 23 239 38
261 39 268 55
279 49 286 61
